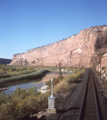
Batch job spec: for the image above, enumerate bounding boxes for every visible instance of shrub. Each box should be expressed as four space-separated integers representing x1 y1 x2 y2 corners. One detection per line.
0 68 85 120
63 69 84 83
54 80 71 93
46 76 64 89
54 69 85 94
0 69 49 87
102 67 106 71
0 74 11 78
0 87 51 120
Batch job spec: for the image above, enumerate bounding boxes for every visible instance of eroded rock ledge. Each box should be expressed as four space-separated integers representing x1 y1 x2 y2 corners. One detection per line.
10 25 107 68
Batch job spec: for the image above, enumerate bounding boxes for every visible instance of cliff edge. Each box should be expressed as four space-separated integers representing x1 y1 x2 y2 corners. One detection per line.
10 25 107 68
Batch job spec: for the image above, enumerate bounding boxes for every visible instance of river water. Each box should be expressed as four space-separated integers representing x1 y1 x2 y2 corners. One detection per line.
2 72 63 95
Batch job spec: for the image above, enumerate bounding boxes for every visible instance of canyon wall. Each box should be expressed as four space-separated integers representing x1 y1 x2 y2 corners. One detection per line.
10 25 107 68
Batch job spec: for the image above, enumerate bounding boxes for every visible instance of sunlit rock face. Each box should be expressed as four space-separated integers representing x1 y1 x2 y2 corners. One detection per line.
10 25 107 67
101 53 107 69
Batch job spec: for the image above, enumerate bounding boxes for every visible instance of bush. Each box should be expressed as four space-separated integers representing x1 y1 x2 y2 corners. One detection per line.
54 69 85 94
46 76 64 89
0 69 49 87
63 69 84 83
102 67 106 71
54 80 71 93
0 74 11 78
0 87 51 120
0 68 85 120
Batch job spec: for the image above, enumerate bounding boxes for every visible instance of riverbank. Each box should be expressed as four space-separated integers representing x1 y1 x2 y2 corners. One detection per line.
0 68 85 120
2 72 61 95
0 87 9 92
0 69 50 88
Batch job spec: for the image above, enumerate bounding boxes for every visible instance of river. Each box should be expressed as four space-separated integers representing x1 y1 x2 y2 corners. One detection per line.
2 72 67 95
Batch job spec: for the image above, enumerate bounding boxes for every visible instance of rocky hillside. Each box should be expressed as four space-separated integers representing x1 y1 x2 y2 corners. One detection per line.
0 58 12 64
10 25 107 68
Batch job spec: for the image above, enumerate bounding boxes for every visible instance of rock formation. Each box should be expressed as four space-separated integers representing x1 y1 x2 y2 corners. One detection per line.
10 25 107 68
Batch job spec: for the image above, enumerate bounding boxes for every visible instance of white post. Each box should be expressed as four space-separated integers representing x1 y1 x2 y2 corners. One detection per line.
51 78 53 97
47 78 56 114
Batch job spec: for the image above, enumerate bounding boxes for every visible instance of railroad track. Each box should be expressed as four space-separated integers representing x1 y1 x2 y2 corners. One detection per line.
79 69 104 120
46 69 107 120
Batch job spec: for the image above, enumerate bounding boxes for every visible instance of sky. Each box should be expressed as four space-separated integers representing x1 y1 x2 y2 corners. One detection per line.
0 0 107 59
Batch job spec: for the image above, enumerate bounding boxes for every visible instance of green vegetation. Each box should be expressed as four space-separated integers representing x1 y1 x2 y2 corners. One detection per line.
0 65 85 120
0 88 50 120
0 69 49 87
0 74 11 78
0 70 37 79
47 68 84 93
0 64 36 74
102 66 106 71
0 64 51 87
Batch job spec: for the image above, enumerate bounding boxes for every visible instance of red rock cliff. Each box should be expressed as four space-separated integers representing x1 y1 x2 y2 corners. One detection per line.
10 25 107 67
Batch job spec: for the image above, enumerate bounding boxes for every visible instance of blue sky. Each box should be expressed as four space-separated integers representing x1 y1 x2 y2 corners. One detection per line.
0 0 107 59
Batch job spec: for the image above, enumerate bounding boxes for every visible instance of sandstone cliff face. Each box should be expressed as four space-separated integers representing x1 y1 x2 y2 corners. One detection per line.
10 25 107 67
99 53 107 70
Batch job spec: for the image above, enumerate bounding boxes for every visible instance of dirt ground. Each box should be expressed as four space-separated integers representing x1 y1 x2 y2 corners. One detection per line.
93 70 107 120
30 69 107 120
46 69 107 120
95 71 107 98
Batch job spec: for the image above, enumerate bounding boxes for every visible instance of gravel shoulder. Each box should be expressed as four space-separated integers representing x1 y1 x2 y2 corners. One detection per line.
93 70 107 120
46 69 107 120
29 69 107 120
46 69 89 120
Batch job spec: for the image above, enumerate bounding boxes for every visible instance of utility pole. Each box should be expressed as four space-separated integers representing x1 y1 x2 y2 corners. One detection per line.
58 63 62 80
97 52 102 80
99 53 102 80
93 56 97 71
95 57 97 71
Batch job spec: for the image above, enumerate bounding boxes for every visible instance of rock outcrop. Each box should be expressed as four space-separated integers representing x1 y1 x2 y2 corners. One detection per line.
37 85 49 94
10 25 107 68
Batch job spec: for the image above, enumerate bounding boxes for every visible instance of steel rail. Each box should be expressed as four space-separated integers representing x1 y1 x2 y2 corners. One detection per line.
92 71 104 120
78 70 90 120
78 69 104 120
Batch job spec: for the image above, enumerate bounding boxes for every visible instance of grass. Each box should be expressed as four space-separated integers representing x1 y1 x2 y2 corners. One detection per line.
0 69 49 87
46 76 64 89
0 74 11 78
0 67 85 120
54 69 85 94
46 68 84 92
0 64 39 74
0 70 37 79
